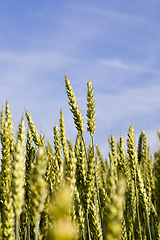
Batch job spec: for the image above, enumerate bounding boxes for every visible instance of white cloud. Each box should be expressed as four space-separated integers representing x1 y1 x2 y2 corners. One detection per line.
0 50 74 72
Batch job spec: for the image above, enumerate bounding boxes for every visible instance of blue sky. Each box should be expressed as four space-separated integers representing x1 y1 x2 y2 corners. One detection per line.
1 0 160 158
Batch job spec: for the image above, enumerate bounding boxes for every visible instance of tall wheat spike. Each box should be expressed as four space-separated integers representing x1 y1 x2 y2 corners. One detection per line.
127 125 138 179
86 80 103 237
5 102 15 153
25 110 40 146
65 75 84 134
86 81 96 138
53 124 63 169
0 104 15 239
109 135 117 169
59 109 69 166
117 136 126 177
0 103 15 211
126 125 138 224
0 121 12 208
108 135 118 187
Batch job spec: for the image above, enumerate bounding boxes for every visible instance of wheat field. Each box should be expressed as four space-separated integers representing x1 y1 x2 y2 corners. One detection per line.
0 75 160 239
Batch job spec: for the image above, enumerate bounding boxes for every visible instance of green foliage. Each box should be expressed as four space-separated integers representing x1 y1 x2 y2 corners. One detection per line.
0 76 160 240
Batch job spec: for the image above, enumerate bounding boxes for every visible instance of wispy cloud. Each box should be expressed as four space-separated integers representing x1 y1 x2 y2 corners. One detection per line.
99 58 160 75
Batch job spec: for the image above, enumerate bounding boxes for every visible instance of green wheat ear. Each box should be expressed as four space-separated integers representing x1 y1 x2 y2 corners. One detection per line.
117 136 126 177
127 125 138 179
59 109 70 181
25 110 40 146
65 75 84 133
5 101 15 153
17 116 25 149
59 109 68 157
1 120 13 206
86 80 96 138
53 124 63 171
